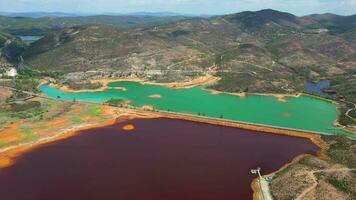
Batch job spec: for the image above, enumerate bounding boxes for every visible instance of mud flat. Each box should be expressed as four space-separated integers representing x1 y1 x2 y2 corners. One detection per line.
0 118 318 200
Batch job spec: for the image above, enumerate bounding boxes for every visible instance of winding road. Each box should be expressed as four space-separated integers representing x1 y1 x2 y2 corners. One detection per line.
295 168 356 200
345 101 356 122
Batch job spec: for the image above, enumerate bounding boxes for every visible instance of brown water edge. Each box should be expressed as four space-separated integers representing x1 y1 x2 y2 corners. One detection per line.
0 118 318 200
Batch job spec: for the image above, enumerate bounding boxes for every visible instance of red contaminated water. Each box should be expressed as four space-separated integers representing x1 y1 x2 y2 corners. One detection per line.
0 118 318 200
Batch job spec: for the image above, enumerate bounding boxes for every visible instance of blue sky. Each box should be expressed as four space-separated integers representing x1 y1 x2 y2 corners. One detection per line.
0 0 356 16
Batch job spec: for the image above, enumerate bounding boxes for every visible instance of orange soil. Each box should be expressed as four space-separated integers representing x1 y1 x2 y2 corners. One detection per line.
0 117 117 169
0 104 115 169
122 124 135 131
0 88 12 102
0 105 161 170
49 83 109 93
0 122 22 143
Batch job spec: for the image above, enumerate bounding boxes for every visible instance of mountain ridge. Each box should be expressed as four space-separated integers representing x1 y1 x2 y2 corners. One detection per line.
10 9 356 104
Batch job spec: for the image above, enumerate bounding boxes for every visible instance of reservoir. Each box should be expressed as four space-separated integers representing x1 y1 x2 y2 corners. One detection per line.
18 36 43 44
304 80 336 98
0 118 318 200
39 81 348 135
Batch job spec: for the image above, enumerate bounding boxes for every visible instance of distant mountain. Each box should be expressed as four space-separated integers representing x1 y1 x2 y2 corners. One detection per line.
224 9 301 29
0 11 211 18
305 13 356 27
0 14 192 36
126 12 212 18
126 12 183 17
18 9 356 102
0 12 87 18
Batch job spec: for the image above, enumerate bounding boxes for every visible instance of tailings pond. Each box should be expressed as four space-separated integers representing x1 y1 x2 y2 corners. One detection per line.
39 81 350 136
0 118 319 200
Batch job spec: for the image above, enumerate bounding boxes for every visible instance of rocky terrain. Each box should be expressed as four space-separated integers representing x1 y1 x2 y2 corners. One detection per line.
0 31 25 72
270 135 356 200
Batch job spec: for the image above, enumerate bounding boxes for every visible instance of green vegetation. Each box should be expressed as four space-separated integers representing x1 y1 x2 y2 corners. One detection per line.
0 31 26 63
18 125 38 143
338 104 356 126
0 15 191 36
327 177 350 194
81 105 101 117
69 115 82 123
323 135 356 168
64 81 102 90
271 135 356 200
69 105 106 123
0 101 45 129
105 98 128 107
5 10 352 120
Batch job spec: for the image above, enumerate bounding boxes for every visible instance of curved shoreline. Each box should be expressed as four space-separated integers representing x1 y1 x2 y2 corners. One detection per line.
250 130 329 200
43 78 339 105
46 74 221 93
0 111 160 170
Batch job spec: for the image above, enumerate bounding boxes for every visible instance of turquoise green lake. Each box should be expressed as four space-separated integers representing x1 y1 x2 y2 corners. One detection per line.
39 81 353 137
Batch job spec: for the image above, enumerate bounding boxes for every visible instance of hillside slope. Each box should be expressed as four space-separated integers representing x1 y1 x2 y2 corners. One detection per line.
0 32 26 71
23 10 356 102
0 15 191 36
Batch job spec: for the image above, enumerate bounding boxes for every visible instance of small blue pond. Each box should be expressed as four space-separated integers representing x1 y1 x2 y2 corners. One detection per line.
304 80 336 98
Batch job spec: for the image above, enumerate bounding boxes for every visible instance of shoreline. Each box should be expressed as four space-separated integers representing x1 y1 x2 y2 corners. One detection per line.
250 130 329 200
46 74 221 93
40 75 350 108
43 78 333 105
0 110 161 170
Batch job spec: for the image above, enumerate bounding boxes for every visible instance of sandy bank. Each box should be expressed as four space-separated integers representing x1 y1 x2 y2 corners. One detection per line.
250 92 302 103
204 88 246 97
204 88 302 102
43 74 220 93
147 94 162 99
